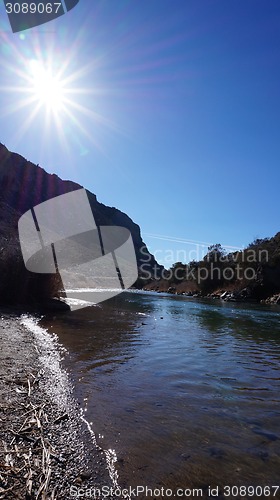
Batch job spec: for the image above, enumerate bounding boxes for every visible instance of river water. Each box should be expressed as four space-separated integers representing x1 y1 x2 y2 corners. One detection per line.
41 291 280 496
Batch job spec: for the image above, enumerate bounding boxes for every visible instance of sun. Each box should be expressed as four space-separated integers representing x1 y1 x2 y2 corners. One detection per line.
28 59 65 112
0 33 120 157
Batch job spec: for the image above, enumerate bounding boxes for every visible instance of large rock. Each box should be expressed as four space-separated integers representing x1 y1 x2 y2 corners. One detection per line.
0 143 162 277
0 143 162 304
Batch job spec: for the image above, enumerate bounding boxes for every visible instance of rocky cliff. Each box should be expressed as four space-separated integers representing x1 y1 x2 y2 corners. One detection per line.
0 143 160 304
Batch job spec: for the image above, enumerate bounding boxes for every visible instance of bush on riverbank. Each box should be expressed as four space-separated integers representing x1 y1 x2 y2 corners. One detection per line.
143 232 280 302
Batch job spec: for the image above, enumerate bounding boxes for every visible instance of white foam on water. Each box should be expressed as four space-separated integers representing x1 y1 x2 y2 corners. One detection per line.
63 297 94 307
65 288 122 293
20 314 70 411
20 314 128 496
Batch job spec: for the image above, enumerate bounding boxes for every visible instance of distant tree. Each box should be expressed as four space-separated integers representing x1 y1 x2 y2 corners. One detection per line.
188 259 199 269
204 243 226 262
169 261 187 283
248 237 269 248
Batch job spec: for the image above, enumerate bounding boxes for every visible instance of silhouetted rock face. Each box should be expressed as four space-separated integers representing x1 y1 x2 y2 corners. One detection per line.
0 143 83 214
0 143 160 303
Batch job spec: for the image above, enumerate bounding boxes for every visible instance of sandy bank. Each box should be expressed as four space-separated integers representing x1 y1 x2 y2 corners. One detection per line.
0 311 120 499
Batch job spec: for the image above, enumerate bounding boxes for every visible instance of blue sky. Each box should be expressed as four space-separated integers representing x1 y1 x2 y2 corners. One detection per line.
0 0 279 266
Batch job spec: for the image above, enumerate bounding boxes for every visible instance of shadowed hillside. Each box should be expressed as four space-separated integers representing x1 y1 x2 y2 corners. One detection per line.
0 143 161 305
144 236 280 304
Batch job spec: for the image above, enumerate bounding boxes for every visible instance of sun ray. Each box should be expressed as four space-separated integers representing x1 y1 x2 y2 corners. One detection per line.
0 28 125 159
10 101 43 145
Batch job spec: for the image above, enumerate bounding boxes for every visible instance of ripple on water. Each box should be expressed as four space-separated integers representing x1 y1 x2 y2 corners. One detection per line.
40 292 280 490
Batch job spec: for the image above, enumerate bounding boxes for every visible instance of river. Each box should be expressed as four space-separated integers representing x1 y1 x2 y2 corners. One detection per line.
40 291 280 496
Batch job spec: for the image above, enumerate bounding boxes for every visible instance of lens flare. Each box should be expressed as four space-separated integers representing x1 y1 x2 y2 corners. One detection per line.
0 29 124 157
28 59 65 112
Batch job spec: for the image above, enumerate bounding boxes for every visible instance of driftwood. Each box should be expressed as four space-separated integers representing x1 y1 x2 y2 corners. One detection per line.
0 374 67 500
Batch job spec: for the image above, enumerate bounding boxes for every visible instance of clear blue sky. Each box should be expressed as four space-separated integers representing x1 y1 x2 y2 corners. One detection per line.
0 0 279 266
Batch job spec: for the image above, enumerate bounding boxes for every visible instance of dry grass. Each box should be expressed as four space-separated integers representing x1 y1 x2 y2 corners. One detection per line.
0 372 68 499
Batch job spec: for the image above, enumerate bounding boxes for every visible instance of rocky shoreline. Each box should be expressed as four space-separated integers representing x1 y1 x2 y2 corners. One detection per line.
143 283 280 305
0 311 120 499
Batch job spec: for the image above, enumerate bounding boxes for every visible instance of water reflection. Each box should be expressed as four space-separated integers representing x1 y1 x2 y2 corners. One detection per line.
41 292 280 493
41 293 158 373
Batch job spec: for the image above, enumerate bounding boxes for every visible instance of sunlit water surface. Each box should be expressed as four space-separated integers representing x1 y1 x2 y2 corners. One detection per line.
40 292 280 494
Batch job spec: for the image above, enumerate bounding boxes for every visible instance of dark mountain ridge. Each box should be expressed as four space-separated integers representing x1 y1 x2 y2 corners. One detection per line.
0 143 160 305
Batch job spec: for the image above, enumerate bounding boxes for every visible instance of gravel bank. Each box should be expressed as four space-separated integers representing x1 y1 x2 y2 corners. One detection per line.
0 311 121 499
